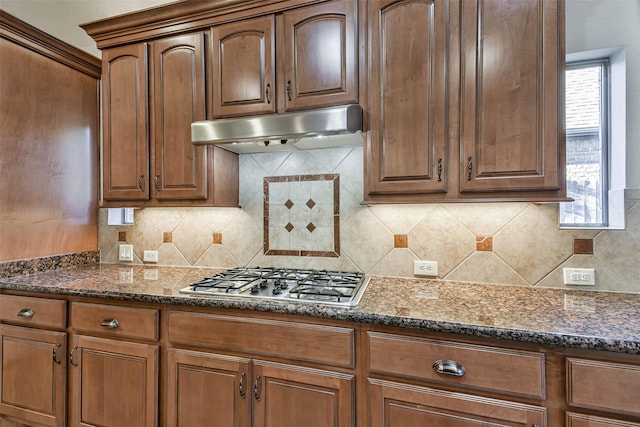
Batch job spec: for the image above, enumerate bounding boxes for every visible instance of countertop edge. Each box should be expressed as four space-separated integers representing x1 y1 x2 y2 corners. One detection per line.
2 281 638 355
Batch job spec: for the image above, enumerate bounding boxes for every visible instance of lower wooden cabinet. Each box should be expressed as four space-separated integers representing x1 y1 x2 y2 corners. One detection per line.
252 360 354 427
567 412 640 427
369 378 546 427
68 335 158 427
166 348 251 427
0 324 66 427
166 340 355 426
3 292 640 427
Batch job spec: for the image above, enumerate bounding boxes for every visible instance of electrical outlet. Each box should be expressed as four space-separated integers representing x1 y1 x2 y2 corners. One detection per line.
143 250 158 263
563 268 595 285
118 244 133 262
414 260 438 277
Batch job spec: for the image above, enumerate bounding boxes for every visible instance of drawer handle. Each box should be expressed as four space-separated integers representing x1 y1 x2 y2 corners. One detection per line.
70 346 79 367
17 308 34 318
265 83 272 104
100 318 120 329
433 359 466 377
239 371 246 398
52 344 62 365
254 374 262 401
286 80 292 101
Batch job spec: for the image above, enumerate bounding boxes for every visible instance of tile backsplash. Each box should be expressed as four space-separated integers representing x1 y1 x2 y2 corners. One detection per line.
99 146 640 293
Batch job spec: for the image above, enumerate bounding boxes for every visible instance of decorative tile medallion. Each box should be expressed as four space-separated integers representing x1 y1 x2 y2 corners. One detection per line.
264 174 340 257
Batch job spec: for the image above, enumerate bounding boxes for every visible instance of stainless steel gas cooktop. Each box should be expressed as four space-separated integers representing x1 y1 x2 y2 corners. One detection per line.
179 267 370 307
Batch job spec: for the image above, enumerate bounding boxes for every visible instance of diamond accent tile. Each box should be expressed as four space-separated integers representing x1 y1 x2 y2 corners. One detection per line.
264 174 339 257
476 237 492 251
394 235 408 248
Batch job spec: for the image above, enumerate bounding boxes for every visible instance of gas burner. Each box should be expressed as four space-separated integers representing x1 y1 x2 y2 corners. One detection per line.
179 267 369 307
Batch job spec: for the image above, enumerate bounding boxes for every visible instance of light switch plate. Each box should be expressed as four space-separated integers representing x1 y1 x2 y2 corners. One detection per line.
118 244 133 262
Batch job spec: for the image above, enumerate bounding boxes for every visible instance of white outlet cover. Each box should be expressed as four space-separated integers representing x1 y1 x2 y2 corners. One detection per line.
414 260 438 277
143 250 158 263
563 268 595 285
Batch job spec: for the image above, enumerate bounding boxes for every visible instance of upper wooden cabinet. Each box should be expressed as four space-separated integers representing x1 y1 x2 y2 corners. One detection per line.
150 33 208 200
102 43 149 201
281 0 358 111
460 0 563 195
210 0 357 117
101 32 239 207
211 15 276 117
364 0 567 203
366 0 449 196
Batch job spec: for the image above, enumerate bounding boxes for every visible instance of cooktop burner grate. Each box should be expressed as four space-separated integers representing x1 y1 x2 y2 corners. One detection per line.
179 267 369 307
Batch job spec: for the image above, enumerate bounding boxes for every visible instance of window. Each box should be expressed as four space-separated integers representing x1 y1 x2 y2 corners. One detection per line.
561 59 608 227
561 47 625 229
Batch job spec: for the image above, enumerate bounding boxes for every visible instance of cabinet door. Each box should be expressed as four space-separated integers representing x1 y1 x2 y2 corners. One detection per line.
102 43 149 201
151 32 208 200
166 349 251 427
369 378 546 426
567 412 640 427
211 16 275 117
282 0 357 110
68 335 158 427
0 325 66 427
252 360 354 427
460 0 563 194
366 0 449 196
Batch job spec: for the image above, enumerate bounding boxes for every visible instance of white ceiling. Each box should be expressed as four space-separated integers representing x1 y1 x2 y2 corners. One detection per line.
1 0 177 57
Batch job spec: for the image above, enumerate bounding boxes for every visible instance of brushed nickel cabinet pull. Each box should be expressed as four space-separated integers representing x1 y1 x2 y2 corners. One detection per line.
52 344 62 365
239 371 246 398
253 374 262 401
286 80 292 101
433 359 466 377
154 173 161 190
265 83 272 104
437 158 443 182
137 174 145 192
467 156 473 180
100 318 120 329
70 346 79 367
17 308 34 318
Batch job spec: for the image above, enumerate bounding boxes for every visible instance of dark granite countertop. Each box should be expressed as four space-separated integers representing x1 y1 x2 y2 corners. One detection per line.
1 263 639 354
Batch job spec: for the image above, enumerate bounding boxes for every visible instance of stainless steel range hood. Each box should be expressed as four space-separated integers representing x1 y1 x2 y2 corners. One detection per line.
191 104 363 154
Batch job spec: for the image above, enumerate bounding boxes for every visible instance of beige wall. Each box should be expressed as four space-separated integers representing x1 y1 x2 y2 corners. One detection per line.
100 146 640 293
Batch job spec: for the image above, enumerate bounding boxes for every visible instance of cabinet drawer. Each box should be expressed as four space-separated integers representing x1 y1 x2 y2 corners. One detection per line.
0 295 66 329
567 412 640 427
567 358 640 417
367 332 545 398
70 302 158 341
168 311 354 368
